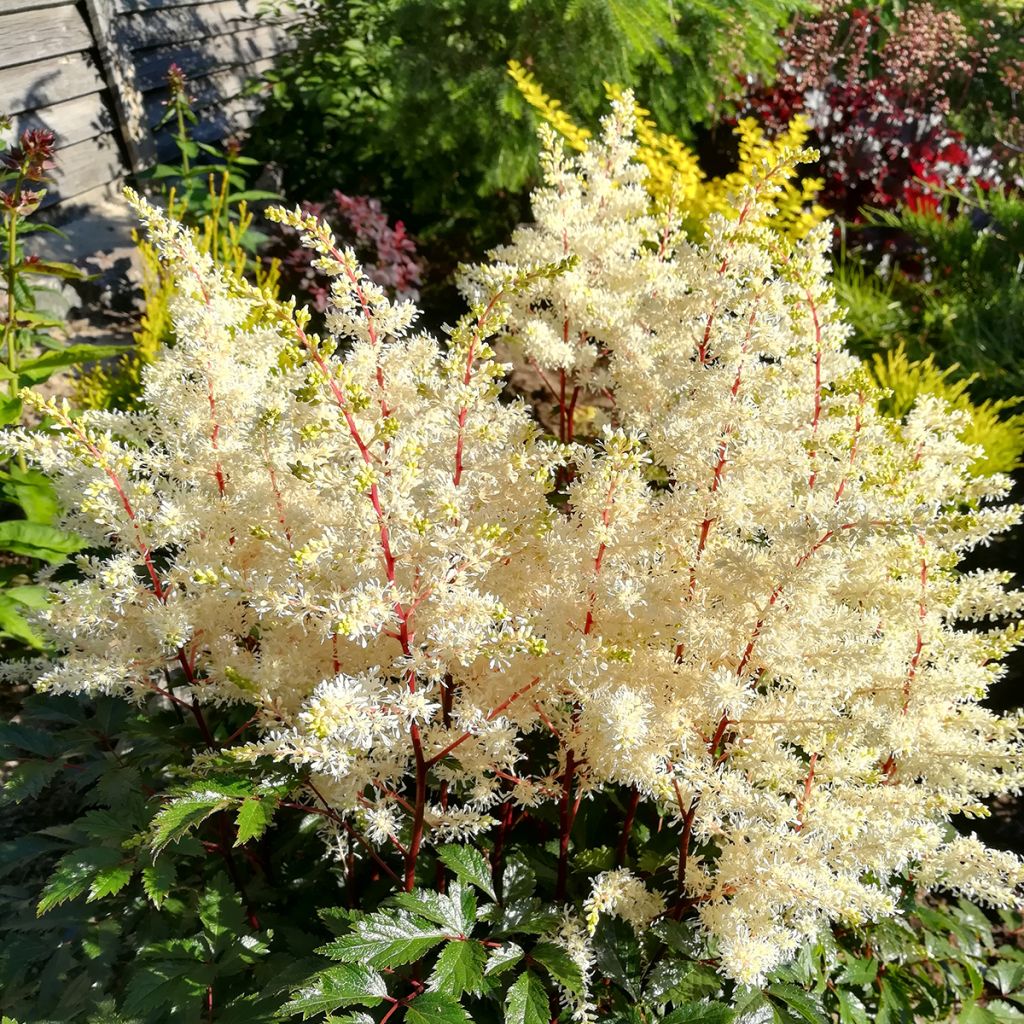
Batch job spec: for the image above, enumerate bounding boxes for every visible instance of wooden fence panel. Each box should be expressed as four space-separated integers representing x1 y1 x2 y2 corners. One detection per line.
0 0 306 214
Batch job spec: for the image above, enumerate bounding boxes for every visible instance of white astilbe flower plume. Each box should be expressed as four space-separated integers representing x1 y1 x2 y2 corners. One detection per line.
6 94 1023 986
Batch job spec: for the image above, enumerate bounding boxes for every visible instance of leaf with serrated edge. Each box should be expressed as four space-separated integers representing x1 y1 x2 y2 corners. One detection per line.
150 794 232 853
437 844 496 899
282 965 387 1019
429 940 487 998
504 971 549 1024
87 863 134 901
663 1003 735 1024
767 983 828 1024
530 941 584 996
142 860 175 908
405 992 473 1024
485 942 524 976
235 796 276 845
390 883 474 934
318 909 447 968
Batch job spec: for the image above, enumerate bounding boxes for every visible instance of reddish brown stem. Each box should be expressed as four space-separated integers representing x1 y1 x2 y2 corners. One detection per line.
405 721 428 891
555 747 576 902
616 788 640 866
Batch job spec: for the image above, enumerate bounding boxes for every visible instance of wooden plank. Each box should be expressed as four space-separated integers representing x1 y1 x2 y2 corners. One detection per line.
116 0 311 15
0 6 93 71
2 52 106 116
118 0 294 51
1 0 79 13
11 92 114 150
152 90 263 160
83 0 155 170
142 54 280 127
42 132 123 206
135 21 297 92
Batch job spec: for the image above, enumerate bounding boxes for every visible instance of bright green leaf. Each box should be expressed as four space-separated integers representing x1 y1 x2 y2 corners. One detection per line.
429 939 487 998
0 520 85 561
485 942 524 976
150 794 233 852
437 844 496 899
38 846 122 914
235 795 277 845
406 992 473 1024
530 941 584 996
663 1003 736 1024
282 965 388 1019
504 971 548 1024
141 859 176 908
319 909 447 969
766 983 828 1024
88 862 134 901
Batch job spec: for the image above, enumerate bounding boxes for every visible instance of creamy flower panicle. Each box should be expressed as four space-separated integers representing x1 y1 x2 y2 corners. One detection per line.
7 95 1024 987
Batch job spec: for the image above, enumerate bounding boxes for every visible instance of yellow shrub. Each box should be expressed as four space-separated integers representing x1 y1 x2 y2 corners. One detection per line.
869 344 1024 477
508 60 828 239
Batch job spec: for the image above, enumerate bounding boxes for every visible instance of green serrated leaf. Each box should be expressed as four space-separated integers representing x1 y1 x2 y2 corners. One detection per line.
87 862 134 901
530 941 584 996
485 942 524 976
38 846 122 914
406 992 473 1024
3 757 62 803
732 990 775 1024
504 971 549 1024
437 844 496 899
592 917 643 1000
235 795 277 845
837 956 878 988
319 909 447 968
766 984 828 1024
836 988 869 1024
150 793 233 852
646 959 722 1004
390 883 474 934
663 1003 736 1024
429 940 487 998
141 859 176 908
0 722 60 757
282 965 388 1019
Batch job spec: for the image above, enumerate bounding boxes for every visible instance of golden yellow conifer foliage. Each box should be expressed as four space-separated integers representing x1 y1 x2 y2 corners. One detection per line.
508 60 828 239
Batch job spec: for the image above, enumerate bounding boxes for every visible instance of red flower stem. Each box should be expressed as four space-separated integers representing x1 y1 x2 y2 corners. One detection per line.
795 752 819 831
555 746 576 902
426 676 542 768
615 788 640 866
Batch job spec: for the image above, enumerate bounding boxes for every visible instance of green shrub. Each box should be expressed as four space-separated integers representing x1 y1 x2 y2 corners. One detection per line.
249 0 806 267
838 188 1024 404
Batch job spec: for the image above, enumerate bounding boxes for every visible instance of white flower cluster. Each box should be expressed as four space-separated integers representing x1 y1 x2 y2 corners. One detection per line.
7 96 1024 984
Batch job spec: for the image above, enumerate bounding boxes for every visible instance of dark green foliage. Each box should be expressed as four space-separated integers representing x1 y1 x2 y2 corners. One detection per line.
3 687 1021 1022
249 0 805 289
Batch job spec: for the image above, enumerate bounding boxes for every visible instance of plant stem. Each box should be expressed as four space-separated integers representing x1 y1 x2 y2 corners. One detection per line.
616 787 640 866
555 746 576 902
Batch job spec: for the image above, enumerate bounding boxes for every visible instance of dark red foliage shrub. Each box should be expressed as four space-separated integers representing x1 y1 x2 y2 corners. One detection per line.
267 191 423 311
744 1 1001 220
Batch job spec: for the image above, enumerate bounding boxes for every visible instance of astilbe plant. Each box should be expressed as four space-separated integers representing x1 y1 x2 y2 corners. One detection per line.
5 98 1024 1010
